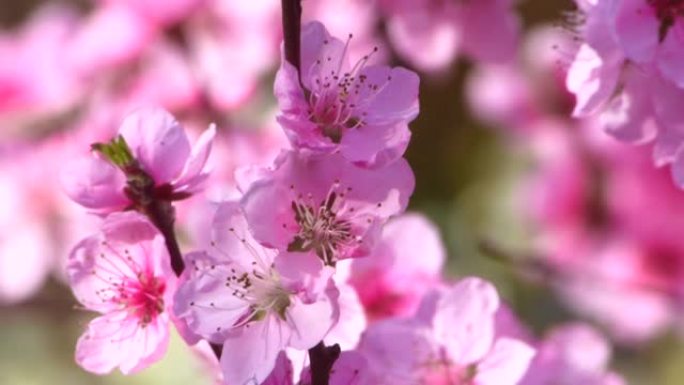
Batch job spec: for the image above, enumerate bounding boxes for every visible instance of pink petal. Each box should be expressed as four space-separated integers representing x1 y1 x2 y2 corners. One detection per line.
287 282 339 350
360 66 419 125
68 5 152 74
459 0 521 63
600 68 657 144
220 317 290 385
173 251 252 343
615 0 659 63
324 283 367 350
566 44 622 117
329 351 370 385
357 318 433 383
385 7 460 72
76 311 170 375
263 352 295 385
433 278 499 364
0 219 52 304
299 21 349 91
476 338 536 385
119 107 191 184
173 123 217 193
60 156 128 212
657 21 684 89
212 201 277 270
671 146 684 189
339 122 410 168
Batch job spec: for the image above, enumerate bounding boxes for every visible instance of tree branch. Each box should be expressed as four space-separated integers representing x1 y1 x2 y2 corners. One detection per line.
280 4 341 384
308 342 341 385
281 0 302 73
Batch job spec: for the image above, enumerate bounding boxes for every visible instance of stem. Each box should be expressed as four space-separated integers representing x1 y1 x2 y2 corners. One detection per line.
281 0 302 73
280 4 340 384
144 200 185 276
308 342 340 385
143 197 223 360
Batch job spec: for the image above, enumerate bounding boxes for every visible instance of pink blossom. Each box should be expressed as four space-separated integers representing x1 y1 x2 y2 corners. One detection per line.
520 324 625 385
275 21 419 168
358 278 536 385
61 107 216 213
0 142 90 303
95 0 204 26
66 4 154 76
466 26 575 135
66 211 175 374
522 124 684 342
0 5 82 119
186 0 280 110
565 0 684 186
0 168 52 303
348 213 445 320
124 40 201 111
173 202 339 385
613 0 684 88
241 150 414 265
379 0 520 72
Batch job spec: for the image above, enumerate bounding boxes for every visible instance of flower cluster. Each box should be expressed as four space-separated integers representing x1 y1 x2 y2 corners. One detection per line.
565 0 684 187
56 17 633 385
0 1 634 383
0 0 525 309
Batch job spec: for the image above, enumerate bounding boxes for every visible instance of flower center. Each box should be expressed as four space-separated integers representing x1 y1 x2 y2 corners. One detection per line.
288 182 358 266
420 350 478 385
217 228 293 322
305 35 390 143
226 266 292 321
120 275 166 325
91 243 166 326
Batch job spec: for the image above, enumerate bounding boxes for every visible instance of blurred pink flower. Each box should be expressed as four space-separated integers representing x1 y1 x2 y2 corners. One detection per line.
466 26 575 134
520 323 625 385
67 212 175 374
348 213 445 320
523 124 684 342
67 4 154 76
186 0 280 110
0 5 82 121
565 0 684 186
379 0 521 72
95 0 204 26
0 168 52 304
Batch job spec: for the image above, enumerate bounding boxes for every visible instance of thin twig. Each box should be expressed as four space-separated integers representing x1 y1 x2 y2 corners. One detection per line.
281 0 302 73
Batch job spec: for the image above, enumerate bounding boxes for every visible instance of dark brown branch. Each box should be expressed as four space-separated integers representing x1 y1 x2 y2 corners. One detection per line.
143 199 185 276
281 0 302 73
308 342 341 385
280 3 341 384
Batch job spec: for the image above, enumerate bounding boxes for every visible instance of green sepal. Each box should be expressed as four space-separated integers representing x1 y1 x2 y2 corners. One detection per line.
91 135 135 169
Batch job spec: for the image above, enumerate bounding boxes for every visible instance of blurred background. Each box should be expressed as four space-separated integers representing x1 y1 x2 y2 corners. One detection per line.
2 0 684 384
